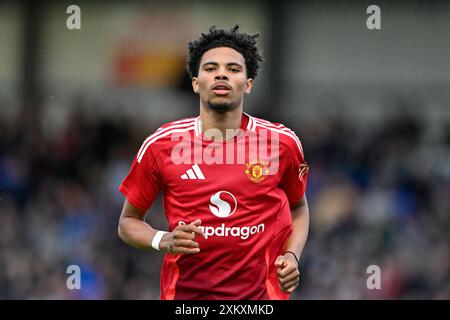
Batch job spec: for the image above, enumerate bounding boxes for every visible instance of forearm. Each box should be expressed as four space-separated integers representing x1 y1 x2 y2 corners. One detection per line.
285 198 310 261
118 216 159 251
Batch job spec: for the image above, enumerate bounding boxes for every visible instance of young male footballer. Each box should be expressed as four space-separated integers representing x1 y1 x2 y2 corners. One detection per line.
118 25 310 300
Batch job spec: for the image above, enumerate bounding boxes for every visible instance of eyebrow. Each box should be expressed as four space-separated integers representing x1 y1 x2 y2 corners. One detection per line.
201 62 243 68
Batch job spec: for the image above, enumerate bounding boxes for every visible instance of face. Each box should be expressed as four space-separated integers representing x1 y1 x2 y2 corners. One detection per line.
192 47 253 113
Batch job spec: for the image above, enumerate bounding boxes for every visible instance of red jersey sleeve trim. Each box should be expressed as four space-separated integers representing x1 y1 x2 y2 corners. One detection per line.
118 184 150 212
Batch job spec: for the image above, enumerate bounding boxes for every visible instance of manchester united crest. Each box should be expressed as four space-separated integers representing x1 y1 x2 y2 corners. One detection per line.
245 159 270 183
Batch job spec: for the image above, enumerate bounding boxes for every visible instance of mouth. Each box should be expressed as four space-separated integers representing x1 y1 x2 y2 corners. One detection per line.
211 83 232 96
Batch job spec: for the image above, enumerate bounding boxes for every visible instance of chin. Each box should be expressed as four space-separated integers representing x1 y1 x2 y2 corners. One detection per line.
207 100 237 113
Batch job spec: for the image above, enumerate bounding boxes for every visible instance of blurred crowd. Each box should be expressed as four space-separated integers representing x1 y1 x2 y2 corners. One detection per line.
0 95 449 299
295 106 450 299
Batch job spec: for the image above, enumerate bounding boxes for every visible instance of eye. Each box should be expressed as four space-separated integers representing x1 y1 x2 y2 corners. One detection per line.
204 67 215 72
230 68 240 73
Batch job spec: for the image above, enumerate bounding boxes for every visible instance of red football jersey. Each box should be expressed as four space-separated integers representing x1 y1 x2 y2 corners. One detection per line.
119 113 308 300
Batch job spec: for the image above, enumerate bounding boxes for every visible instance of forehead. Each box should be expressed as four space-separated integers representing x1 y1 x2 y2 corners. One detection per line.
200 47 245 66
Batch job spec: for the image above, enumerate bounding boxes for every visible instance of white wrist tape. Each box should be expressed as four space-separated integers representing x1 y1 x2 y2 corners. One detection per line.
151 231 168 251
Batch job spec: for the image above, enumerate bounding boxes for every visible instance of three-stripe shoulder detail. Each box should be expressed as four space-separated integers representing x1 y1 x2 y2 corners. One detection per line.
253 118 304 155
137 120 195 163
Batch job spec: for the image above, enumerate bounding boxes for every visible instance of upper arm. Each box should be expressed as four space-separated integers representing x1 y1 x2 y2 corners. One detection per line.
120 199 147 222
290 194 308 210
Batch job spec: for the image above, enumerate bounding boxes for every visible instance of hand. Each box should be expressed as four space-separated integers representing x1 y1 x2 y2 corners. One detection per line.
159 219 205 255
274 253 300 293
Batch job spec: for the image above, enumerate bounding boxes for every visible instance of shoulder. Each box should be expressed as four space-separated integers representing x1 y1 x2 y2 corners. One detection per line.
157 116 198 131
136 116 198 163
250 115 304 156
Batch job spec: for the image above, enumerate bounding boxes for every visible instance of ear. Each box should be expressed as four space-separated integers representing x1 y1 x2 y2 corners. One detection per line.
192 77 199 94
245 78 254 94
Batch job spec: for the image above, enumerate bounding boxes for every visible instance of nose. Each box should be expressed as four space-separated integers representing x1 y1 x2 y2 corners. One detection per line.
214 71 229 81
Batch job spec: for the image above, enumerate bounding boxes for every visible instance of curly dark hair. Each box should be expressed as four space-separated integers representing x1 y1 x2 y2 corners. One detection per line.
186 24 263 80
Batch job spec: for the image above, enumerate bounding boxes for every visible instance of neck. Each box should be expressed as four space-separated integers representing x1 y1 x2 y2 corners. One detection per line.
199 104 243 141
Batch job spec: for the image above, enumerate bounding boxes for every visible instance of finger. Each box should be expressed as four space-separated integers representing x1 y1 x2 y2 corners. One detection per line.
179 223 205 238
279 273 299 287
173 229 198 241
280 280 299 293
279 270 300 284
173 239 199 248
278 264 298 278
190 219 202 226
175 227 203 240
170 246 201 255
283 278 300 289
280 277 299 290
189 219 205 238
274 256 286 267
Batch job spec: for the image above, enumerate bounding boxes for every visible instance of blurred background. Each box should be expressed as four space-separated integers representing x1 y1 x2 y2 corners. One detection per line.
0 0 449 299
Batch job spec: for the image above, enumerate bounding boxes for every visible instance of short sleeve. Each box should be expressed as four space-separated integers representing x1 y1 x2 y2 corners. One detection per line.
279 138 309 207
119 144 163 212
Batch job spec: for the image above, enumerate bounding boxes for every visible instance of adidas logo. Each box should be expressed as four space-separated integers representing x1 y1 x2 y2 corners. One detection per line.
181 164 205 180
